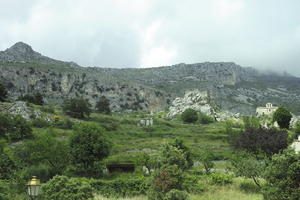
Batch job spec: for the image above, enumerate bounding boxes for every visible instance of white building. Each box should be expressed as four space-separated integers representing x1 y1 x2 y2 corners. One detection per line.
256 103 278 116
291 136 300 154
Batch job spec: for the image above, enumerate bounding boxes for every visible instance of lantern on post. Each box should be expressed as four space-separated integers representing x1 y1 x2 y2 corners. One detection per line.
27 176 41 200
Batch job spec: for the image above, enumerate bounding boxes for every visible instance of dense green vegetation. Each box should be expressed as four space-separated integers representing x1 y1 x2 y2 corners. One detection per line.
273 106 292 129
0 101 299 200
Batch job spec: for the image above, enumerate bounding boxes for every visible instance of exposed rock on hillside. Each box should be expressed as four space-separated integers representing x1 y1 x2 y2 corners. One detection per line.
168 90 215 118
7 101 41 120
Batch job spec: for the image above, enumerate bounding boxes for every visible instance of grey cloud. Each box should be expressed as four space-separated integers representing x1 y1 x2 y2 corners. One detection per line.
0 0 300 76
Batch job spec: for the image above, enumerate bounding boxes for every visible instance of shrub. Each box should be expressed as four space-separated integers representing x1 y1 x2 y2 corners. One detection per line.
263 149 300 200
0 151 16 180
40 106 55 114
54 118 74 129
90 177 148 198
164 189 189 200
13 133 70 180
240 181 261 193
0 114 33 142
148 165 184 200
242 116 260 129
273 106 292 129
31 118 51 128
198 113 214 124
181 109 198 123
209 172 233 185
182 174 204 194
70 123 111 177
40 176 93 200
62 98 91 119
234 128 288 156
0 83 8 102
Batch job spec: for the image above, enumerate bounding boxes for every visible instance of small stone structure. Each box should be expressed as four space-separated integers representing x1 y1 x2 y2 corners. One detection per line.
291 135 300 154
138 118 153 126
256 103 278 116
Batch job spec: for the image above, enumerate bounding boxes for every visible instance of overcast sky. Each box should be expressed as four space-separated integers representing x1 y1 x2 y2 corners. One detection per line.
0 0 300 75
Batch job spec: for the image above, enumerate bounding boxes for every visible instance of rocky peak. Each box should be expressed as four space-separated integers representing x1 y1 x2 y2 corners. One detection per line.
6 42 35 55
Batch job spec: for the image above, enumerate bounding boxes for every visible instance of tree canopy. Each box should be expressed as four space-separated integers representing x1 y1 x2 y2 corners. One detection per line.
69 123 111 177
273 106 292 129
0 83 8 102
234 128 288 156
95 96 111 114
62 98 91 119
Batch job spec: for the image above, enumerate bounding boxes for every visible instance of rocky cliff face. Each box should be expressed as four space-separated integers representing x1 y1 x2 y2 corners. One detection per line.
1 42 300 115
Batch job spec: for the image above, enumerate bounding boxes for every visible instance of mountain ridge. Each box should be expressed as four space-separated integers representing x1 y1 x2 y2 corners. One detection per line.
1 42 300 115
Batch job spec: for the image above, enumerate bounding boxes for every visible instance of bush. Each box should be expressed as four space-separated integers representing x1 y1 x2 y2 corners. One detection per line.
0 113 33 142
40 106 55 114
242 116 260 129
54 118 74 129
90 177 148 198
62 98 91 119
209 173 233 185
240 181 261 193
164 189 189 200
273 106 292 129
182 174 204 194
148 165 184 200
263 149 300 200
31 118 51 128
0 151 16 180
198 113 214 124
40 175 93 200
181 109 198 123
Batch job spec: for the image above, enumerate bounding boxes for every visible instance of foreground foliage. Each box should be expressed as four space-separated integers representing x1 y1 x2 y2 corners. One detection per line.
263 149 300 200
40 175 93 200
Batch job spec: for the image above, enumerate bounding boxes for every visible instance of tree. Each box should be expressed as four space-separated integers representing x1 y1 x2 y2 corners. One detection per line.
0 144 16 180
197 148 215 174
95 96 111 114
0 83 7 102
69 123 111 177
234 128 288 156
263 149 300 200
273 106 292 129
13 132 70 180
62 98 91 119
18 92 44 105
229 151 265 187
170 138 193 169
181 108 198 123
0 113 32 142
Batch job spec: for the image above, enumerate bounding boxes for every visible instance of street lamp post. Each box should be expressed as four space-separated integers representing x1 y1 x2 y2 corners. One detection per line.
27 176 41 200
